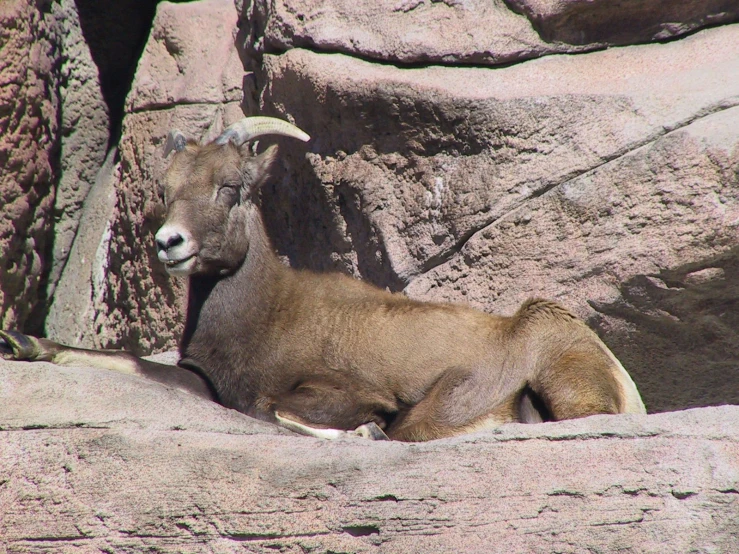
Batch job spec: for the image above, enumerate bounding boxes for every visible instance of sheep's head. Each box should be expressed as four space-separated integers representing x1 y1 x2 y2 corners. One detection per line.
155 117 309 277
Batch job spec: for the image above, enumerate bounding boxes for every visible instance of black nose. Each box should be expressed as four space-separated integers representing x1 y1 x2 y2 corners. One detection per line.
156 233 184 252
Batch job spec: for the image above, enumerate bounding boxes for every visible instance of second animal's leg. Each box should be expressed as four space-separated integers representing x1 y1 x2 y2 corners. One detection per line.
0 330 216 401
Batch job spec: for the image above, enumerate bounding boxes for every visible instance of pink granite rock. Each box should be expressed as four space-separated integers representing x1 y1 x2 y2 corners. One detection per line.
254 0 581 65
251 0 739 65
3 2 739 552
0 0 110 336
0 357 736 552
0 1 58 332
508 0 739 45
127 0 244 111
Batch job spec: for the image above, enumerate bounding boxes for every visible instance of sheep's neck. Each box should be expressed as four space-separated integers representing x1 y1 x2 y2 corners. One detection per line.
180 210 288 408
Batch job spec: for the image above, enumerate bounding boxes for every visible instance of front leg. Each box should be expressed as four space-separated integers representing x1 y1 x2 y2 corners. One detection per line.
265 380 395 440
0 330 216 402
275 411 389 440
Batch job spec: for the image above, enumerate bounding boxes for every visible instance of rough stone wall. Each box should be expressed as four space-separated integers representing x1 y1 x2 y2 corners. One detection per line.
1 0 737 405
0 0 60 333
42 0 161 348
0 0 110 338
256 0 739 63
507 0 739 45
45 0 110 307
2 2 739 551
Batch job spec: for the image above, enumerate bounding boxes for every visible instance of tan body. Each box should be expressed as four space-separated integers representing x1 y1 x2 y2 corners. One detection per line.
0 118 645 441
181 211 644 441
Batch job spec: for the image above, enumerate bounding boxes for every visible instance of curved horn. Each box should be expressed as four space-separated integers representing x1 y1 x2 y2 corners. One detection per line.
214 116 310 146
163 129 188 157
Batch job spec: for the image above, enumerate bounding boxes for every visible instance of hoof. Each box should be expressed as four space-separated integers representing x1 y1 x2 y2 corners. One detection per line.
354 422 390 441
0 330 40 361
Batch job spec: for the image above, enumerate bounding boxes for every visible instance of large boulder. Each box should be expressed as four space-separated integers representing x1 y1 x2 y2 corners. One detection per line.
45 0 110 307
0 0 124 337
252 0 739 64
0 357 737 552
507 0 739 45
44 0 160 345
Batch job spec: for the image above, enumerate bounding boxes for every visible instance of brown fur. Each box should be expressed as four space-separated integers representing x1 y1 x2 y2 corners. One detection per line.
160 139 645 440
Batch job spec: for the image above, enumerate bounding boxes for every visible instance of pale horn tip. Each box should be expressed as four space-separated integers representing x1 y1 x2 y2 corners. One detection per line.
215 116 311 146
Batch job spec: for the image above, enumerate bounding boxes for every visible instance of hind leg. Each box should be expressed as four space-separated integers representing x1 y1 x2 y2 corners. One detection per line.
387 367 520 442
512 299 646 419
525 323 639 419
274 412 389 440
263 379 396 440
530 346 623 420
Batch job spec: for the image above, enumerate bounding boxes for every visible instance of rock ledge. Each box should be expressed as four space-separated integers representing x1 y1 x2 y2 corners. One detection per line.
1 358 736 553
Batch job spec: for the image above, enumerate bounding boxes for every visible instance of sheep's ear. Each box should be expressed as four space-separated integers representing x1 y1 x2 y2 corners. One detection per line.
241 144 278 193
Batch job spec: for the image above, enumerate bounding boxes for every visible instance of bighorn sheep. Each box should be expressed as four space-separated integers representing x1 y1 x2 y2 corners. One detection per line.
0 117 646 441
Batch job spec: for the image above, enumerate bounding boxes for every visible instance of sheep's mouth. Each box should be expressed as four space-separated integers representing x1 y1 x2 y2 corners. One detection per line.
163 254 197 275
165 254 194 268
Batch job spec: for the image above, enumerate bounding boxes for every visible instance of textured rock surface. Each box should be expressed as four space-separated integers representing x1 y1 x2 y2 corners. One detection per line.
252 0 739 65
45 0 160 340
1 358 737 553
257 24 739 413
253 0 583 65
508 0 739 45
261 25 739 281
55 0 245 353
72 0 160 138
44 149 120 347
45 0 110 305
3 3 739 551
0 0 110 336
0 0 59 332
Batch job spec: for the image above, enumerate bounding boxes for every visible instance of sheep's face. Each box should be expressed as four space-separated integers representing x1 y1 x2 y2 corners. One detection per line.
155 142 277 277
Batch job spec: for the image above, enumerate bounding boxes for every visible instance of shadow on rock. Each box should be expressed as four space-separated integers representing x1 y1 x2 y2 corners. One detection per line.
589 247 739 413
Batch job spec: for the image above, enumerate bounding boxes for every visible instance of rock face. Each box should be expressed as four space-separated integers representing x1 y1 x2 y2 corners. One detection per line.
44 0 159 343
255 0 739 64
1 357 737 553
45 0 110 308
255 0 584 65
0 0 138 337
0 0 59 332
507 0 739 45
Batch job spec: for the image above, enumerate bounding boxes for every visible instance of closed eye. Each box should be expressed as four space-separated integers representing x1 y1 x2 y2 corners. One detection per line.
216 185 240 207
157 181 167 206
